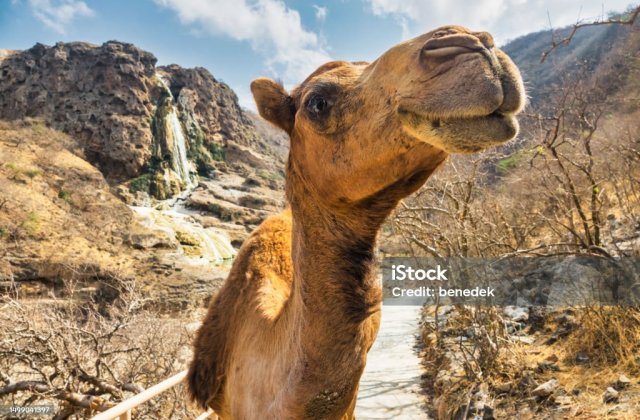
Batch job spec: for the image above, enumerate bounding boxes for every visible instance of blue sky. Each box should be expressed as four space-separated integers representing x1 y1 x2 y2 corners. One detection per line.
1 0 635 109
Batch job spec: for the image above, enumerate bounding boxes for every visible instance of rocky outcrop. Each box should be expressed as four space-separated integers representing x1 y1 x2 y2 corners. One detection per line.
0 41 285 198
0 42 157 179
186 172 285 232
0 40 289 306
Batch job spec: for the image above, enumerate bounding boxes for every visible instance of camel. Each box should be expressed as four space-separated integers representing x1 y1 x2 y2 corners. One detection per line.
187 25 525 419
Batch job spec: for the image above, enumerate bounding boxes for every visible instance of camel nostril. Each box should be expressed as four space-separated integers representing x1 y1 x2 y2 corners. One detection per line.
474 31 495 50
432 29 457 39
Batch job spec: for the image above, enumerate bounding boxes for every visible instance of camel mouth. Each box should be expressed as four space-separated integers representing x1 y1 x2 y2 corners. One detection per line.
397 108 519 153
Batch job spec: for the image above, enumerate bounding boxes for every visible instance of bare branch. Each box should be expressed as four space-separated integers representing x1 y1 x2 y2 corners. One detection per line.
541 6 640 63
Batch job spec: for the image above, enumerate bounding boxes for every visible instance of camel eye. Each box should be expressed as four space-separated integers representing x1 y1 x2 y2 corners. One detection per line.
306 95 329 117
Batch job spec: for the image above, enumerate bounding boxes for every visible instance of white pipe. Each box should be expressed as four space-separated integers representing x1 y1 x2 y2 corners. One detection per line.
91 370 208 420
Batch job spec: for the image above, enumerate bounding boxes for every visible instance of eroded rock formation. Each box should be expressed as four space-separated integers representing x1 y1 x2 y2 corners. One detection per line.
0 41 283 199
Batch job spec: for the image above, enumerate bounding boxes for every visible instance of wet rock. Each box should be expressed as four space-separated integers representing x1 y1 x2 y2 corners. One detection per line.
175 231 199 246
125 231 177 249
196 216 249 247
187 189 268 225
603 387 619 403
532 379 559 397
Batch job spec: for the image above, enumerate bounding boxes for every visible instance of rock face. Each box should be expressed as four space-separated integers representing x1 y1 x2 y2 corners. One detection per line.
0 41 288 306
0 41 284 197
0 42 157 179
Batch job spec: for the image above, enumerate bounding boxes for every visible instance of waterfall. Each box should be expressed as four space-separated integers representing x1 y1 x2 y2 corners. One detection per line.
156 74 193 188
125 74 236 265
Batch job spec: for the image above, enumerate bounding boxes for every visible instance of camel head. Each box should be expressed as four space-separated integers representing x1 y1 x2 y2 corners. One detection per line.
251 26 525 205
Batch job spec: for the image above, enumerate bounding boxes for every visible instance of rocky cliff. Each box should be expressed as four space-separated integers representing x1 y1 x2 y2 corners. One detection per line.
0 40 285 199
0 41 288 307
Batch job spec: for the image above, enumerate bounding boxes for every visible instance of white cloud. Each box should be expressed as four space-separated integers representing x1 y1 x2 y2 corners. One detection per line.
28 0 94 34
313 5 328 21
364 0 633 45
154 0 331 86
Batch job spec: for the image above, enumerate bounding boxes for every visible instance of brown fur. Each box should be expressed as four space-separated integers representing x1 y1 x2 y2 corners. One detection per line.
188 25 525 419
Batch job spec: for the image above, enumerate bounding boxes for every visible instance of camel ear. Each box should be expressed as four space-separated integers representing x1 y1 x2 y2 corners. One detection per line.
251 77 295 134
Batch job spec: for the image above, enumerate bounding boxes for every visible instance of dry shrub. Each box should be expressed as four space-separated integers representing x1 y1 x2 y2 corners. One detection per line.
0 276 200 419
420 305 516 419
565 306 640 368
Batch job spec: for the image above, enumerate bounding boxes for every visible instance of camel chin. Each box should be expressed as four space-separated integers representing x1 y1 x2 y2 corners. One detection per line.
398 109 519 153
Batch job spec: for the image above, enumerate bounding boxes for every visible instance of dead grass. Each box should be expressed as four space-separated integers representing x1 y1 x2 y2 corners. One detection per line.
565 306 640 368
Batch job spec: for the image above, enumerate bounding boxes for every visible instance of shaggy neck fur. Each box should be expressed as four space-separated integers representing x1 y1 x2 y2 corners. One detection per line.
281 152 445 416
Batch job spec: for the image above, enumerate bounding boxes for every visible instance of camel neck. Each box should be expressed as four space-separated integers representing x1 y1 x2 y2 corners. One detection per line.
281 192 385 414
289 196 385 324
283 159 397 336
283 152 446 327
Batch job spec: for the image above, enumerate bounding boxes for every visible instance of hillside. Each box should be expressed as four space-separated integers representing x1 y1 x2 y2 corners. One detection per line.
502 17 640 110
0 41 287 308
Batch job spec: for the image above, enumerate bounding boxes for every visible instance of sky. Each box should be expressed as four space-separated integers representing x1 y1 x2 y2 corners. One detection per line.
0 0 635 109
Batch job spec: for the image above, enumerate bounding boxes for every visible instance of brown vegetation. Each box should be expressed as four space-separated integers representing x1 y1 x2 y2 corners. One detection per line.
0 277 200 419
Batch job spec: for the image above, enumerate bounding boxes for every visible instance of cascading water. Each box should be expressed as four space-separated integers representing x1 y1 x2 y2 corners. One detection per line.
156 74 193 188
130 205 235 264
123 74 236 264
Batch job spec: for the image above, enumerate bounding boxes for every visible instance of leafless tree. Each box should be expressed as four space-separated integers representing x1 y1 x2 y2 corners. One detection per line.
0 276 199 419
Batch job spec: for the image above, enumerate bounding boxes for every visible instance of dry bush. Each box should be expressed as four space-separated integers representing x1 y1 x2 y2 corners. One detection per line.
565 306 640 368
0 276 199 419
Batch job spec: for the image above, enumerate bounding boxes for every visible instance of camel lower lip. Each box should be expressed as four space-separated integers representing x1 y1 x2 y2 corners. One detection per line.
440 112 517 139
399 109 513 129
438 111 510 126
398 108 519 150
